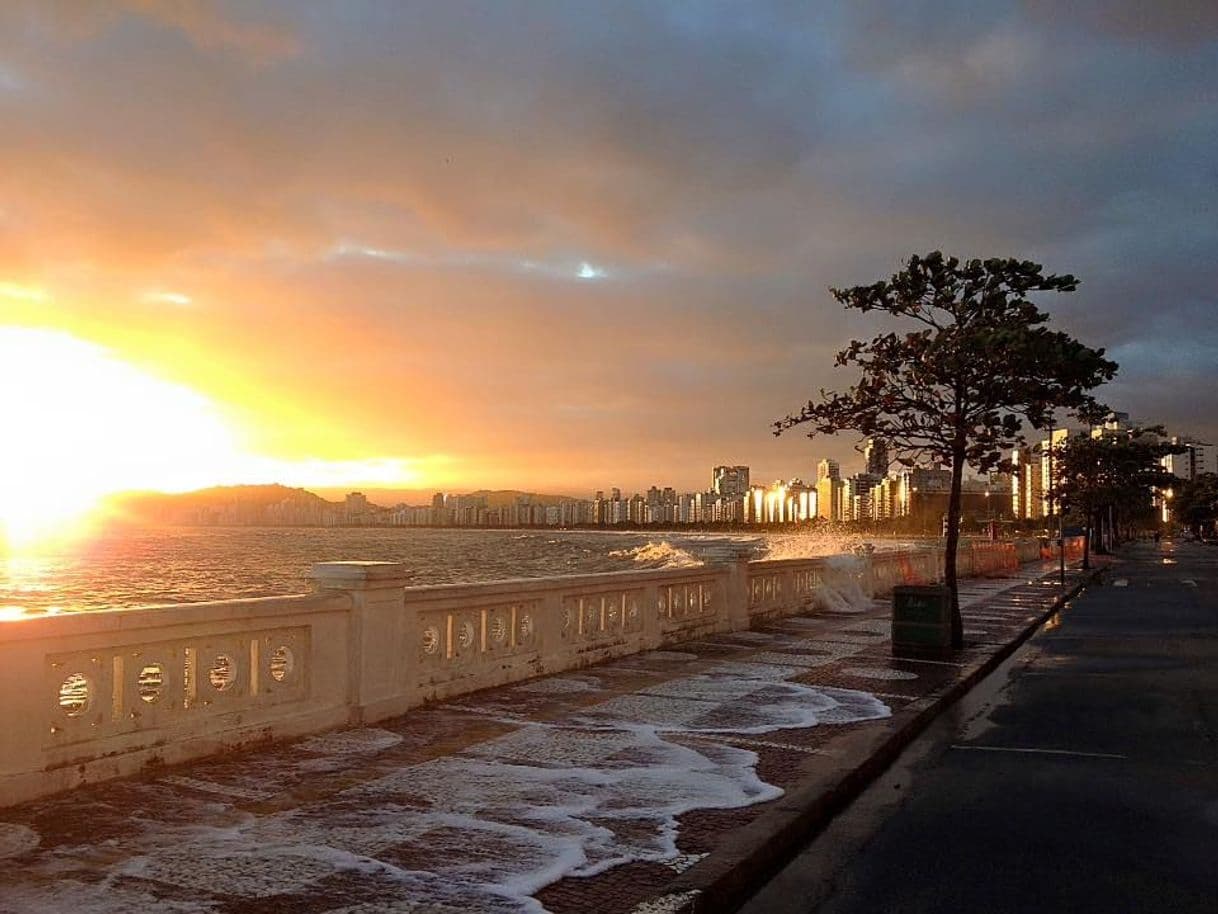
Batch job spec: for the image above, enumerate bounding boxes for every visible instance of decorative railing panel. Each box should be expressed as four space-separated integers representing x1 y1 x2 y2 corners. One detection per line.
416 599 542 669
746 559 827 619
45 626 310 749
748 571 784 608
562 589 644 643
657 579 716 623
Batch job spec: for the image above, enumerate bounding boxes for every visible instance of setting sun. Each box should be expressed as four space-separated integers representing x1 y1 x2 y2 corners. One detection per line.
0 327 440 547
0 327 246 545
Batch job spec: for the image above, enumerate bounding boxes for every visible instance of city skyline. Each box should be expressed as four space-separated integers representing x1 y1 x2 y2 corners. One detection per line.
127 413 1214 531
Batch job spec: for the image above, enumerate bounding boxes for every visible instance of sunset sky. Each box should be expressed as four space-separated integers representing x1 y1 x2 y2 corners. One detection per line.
2 1 1216 512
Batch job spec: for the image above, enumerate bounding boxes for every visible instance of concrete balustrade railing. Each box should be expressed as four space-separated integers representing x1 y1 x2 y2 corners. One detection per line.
349 562 740 724
0 539 1077 808
0 590 354 808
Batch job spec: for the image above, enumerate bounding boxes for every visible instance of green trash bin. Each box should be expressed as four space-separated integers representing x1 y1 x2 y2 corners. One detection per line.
892 585 952 657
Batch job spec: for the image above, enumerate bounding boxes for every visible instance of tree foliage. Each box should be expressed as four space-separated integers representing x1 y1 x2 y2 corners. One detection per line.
776 252 1116 471
1049 426 1183 565
776 251 1118 646
1171 472 1218 537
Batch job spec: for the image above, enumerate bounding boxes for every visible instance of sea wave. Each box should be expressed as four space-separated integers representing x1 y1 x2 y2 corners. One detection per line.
759 532 916 561
608 540 704 569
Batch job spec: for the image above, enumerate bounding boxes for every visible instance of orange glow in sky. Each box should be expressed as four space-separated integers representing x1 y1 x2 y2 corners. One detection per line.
0 327 244 544
0 327 432 546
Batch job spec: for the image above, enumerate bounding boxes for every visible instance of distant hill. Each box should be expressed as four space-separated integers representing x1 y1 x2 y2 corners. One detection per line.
309 486 582 508
104 483 580 527
464 489 579 508
108 484 340 526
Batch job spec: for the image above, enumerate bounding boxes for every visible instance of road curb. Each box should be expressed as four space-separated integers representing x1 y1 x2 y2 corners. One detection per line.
676 564 1105 914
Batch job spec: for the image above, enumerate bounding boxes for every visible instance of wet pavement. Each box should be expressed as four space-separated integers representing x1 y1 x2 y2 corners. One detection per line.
743 540 1218 914
0 562 1081 914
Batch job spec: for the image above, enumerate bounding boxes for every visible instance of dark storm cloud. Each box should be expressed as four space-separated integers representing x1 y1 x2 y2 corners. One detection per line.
1 1 1215 487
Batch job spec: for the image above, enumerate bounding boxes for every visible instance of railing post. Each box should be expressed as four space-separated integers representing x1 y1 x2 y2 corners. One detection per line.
723 550 752 631
0 636 46 803
639 581 664 648
311 561 411 725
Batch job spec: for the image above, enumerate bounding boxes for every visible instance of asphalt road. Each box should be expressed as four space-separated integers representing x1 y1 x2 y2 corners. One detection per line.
740 540 1218 914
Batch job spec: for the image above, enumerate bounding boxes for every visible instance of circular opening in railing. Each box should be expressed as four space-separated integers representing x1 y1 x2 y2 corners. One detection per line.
58 673 90 717
489 615 507 643
421 626 440 655
518 614 534 640
270 646 294 682
457 621 476 649
208 654 237 691
137 663 164 703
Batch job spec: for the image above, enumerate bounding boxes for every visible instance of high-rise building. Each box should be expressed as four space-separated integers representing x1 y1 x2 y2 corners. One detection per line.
712 465 751 497
1010 446 1042 519
817 459 840 482
1039 428 1074 517
844 473 882 521
1091 411 1132 438
346 491 370 519
816 474 842 521
864 438 890 477
872 475 901 520
1163 437 1217 481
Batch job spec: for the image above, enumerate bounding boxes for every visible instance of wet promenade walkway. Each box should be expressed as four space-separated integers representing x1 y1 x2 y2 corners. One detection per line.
744 540 1217 914
0 561 1086 914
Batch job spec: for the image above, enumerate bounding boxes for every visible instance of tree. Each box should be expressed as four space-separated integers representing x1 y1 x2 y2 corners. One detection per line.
1049 427 1182 568
776 252 1117 648
1171 473 1218 538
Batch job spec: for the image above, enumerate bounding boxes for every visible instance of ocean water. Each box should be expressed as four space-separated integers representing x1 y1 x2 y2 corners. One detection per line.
0 527 887 615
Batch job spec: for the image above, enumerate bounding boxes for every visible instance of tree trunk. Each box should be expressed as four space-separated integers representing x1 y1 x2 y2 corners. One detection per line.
945 439 966 650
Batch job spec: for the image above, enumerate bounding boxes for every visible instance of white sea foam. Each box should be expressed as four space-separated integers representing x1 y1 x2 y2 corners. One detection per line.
758 533 917 561
816 555 873 613
0 674 891 914
609 541 704 569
